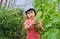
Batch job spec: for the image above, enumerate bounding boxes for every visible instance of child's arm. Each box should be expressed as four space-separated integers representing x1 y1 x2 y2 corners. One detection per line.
24 20 35 30
24 22 33 30
37 21 44 32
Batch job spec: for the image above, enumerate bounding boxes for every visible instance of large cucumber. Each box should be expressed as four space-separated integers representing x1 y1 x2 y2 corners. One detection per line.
35 11 42 21
34 24 39 32
34 11 42 32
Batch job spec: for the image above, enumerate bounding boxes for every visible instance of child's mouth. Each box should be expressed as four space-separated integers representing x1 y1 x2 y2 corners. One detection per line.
31 16 32 17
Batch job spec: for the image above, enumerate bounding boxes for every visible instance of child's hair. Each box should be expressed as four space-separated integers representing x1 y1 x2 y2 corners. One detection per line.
25 8 36 19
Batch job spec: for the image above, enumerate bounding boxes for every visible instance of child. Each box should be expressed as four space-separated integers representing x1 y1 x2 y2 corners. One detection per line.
24 8 44 39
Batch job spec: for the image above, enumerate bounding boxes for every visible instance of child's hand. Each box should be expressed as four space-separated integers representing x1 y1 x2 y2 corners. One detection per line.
32 19 38 25
37 21 42 27
37 21 44 31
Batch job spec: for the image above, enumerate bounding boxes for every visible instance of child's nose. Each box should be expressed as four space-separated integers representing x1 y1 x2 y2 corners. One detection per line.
30 14 32 15
30 13 32 14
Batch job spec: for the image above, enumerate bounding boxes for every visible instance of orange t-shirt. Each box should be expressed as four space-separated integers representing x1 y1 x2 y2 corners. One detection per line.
24 19 40 39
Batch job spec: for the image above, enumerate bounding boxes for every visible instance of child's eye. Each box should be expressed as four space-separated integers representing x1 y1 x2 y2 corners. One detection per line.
27 13 29 14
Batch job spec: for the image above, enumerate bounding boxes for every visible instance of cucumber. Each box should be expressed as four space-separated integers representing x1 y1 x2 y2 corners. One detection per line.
34 11 42 32
34 24 39 32
35 11 42 21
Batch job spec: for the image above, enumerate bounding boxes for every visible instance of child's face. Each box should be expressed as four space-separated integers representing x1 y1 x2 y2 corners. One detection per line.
27 10 35 19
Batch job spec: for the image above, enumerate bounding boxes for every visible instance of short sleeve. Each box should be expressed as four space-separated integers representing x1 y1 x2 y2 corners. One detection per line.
24 20 28 26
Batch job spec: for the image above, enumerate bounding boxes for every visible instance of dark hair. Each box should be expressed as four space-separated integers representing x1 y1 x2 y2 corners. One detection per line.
25 8 36 19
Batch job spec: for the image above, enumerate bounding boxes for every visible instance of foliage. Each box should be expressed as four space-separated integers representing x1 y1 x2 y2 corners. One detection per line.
0 6 24 39
21 14 27 39
33 0 60 39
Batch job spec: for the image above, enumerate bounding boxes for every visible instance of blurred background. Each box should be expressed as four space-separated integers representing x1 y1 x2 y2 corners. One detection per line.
0 0 60 39
0 0 34 11
0 0 60 12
